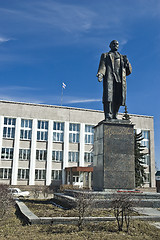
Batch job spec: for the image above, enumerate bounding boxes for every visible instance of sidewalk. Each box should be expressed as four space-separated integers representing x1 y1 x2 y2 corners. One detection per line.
134 207 160 216
135 207 160 229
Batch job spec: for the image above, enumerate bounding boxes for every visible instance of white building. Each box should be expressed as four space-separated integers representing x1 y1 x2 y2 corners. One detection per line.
0 100 155 189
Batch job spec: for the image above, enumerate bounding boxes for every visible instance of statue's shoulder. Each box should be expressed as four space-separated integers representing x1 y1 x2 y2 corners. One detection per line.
101 52 109 58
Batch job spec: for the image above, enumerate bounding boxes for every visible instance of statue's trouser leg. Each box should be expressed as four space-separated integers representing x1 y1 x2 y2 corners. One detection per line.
112 81 122 119
112 103 121 119
104 102 112 119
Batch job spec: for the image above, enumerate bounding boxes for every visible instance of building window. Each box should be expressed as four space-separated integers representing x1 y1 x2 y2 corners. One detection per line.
20 119 32 140
35 169 46 180
52 170 62 180
3 117 16 139
85 125 94 144
37 120 48 141
144 172 150 183
142 154 150 165
52 150 63 162
84 152 93 163
1 148 13 160
36 150 47 161
69 123 80 143
0 168 12 179
53 122 64 142
68 151 79 162
19 149 30 161
18 169 29 180
141 130 150 149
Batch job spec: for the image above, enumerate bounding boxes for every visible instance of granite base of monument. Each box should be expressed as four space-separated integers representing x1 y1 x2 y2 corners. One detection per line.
93 119 135 191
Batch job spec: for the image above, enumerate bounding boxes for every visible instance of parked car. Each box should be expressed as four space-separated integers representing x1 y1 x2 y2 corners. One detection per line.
9 188 30 198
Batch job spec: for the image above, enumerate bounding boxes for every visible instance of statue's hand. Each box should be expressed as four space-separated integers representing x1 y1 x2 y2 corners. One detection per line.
123 55 129 67
97 73 103 82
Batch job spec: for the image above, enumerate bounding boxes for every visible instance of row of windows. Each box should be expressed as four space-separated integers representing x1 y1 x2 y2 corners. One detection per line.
0 168 62 180
3 128 92 143
1 148 93 163
35 169 62 180
0 167 150 183
2 118 94 143
3 118 150 142
0 148 149 166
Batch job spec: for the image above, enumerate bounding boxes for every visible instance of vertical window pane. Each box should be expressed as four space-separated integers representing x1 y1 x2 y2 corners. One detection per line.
12 119 16 125
21 119 24 128
37 131 40 140
4 118 7 125
3 127 7 137
4 169 7 178
35 170 38 179
52 151 55 160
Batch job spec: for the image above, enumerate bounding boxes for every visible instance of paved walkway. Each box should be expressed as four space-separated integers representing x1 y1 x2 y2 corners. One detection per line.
135 207 160 230
134 207 160 216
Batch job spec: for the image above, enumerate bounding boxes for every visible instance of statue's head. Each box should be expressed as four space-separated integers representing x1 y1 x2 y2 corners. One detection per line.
109 40 119 51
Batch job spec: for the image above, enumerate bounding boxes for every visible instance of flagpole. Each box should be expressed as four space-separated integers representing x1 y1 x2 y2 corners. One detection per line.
61 84 63 106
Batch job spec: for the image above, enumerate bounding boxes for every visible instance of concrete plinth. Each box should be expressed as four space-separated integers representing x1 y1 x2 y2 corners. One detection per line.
93 119 135 191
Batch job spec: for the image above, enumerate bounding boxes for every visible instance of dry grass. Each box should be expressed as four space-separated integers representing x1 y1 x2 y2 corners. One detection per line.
23 199 113 217
23 199 139 218
0 206 160 240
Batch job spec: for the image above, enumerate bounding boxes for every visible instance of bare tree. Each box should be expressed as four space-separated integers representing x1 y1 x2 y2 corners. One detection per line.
33 186 42 199
111 193 134 232
74 190 94 231
0 184 14 220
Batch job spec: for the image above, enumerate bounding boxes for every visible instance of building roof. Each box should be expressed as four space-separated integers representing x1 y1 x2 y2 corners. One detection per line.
0 100 153 118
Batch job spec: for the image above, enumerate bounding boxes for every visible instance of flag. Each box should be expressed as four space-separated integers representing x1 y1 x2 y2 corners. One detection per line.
62 82 66 89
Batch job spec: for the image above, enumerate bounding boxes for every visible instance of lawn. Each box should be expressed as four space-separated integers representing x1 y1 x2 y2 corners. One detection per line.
23 199 114 217
22 198 140 218
0 206 160 240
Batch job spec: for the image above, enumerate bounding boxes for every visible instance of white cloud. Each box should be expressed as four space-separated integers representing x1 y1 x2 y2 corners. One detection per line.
0 88 101 106
0 86 43 104
0 1 95 34
29 1 96 33
0 86 40 92
0 94 42 104
0 37 12 43
0 0 159 49
64 98 101 104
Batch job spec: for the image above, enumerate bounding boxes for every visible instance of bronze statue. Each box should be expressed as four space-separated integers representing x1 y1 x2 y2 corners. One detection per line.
97 40 132 120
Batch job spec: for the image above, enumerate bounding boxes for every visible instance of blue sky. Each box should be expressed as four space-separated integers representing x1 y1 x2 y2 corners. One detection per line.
0 0 160 168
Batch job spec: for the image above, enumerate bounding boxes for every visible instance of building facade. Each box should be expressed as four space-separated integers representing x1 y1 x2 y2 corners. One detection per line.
0 100 155 188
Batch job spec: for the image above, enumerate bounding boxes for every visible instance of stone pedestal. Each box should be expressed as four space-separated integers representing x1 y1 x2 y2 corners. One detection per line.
93 120 135 191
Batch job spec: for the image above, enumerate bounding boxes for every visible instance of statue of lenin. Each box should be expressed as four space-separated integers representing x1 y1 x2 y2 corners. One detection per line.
97 40 132 120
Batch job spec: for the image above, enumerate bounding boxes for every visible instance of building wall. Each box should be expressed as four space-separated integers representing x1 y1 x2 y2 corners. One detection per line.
0 100 155 188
